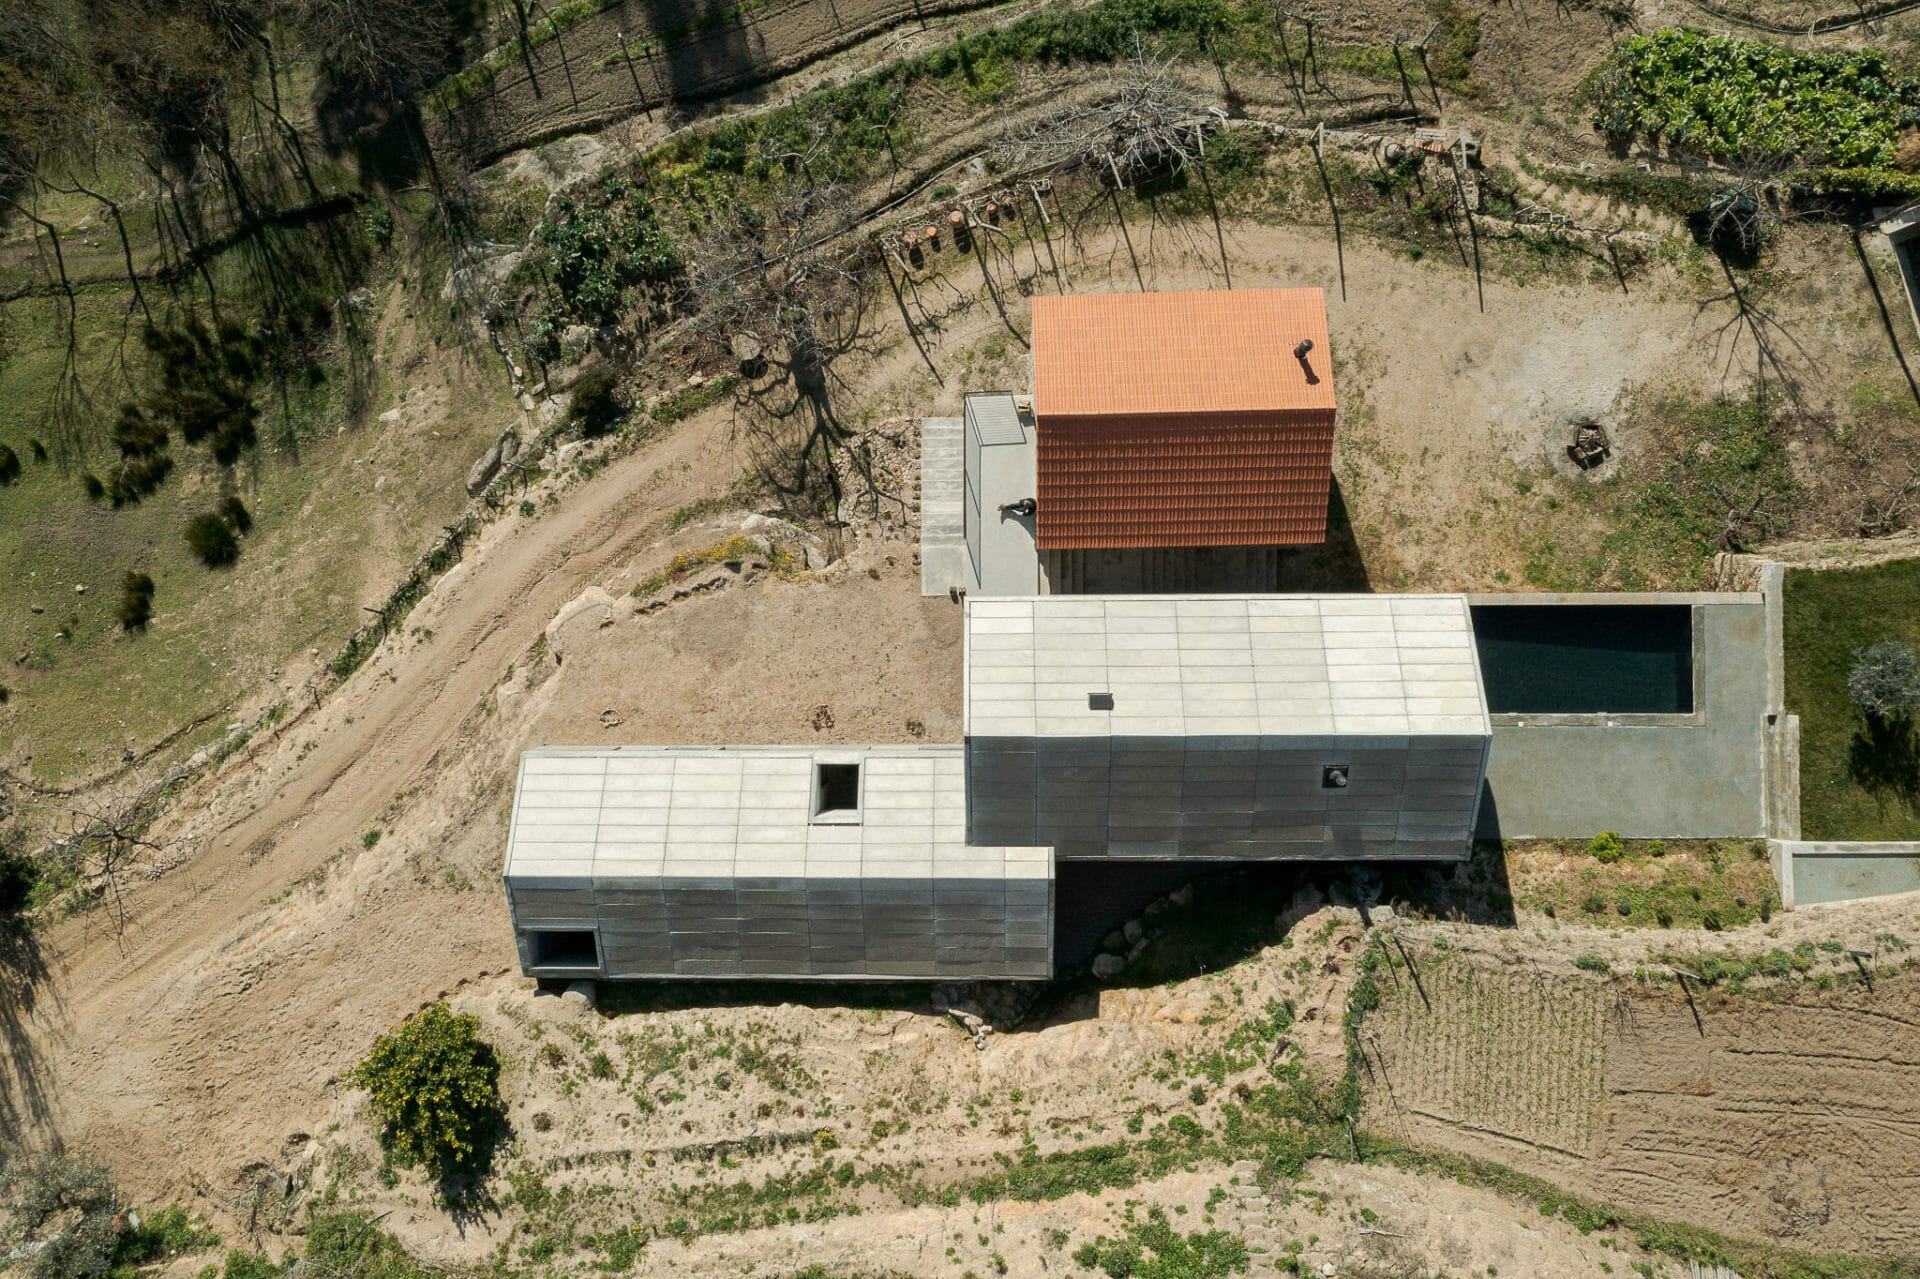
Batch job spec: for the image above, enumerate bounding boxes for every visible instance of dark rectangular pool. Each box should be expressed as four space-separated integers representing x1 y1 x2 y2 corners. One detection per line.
1471 603 1693 715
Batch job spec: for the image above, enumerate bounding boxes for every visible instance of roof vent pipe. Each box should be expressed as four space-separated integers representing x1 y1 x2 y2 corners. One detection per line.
1293 338 1314 360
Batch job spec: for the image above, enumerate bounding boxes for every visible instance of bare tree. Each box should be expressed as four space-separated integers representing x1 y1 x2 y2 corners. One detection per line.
991 43 1216 180
688 180 879 517
2 773 181 941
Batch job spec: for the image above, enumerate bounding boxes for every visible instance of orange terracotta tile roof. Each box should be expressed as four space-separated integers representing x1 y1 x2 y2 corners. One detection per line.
1030 288 1336 549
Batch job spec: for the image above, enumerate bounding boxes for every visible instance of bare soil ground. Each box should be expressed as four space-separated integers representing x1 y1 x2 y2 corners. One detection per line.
1367 917 1920 1258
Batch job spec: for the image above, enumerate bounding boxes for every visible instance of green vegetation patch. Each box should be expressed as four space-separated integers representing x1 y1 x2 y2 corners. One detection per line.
1509 838 1778 930
1072 1206 1250 1279
1523 397 1795 591
1582 28 1920 167
1784 557 1920 838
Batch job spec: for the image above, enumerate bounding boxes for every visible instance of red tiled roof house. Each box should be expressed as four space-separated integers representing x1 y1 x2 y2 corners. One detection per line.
1029 288 1336 551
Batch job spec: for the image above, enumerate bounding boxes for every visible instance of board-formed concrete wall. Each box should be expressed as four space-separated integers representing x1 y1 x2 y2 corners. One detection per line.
964 595 1492 860
968 734 1489 859
503 747 1053 980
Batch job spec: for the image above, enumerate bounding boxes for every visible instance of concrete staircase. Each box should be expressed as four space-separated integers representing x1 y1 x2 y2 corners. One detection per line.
1218 1160 1291 1276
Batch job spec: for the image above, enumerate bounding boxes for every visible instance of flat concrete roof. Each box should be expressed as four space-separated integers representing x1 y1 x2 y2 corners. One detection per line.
967 395 1041 595
503 746 1051 884
964 595 1489 739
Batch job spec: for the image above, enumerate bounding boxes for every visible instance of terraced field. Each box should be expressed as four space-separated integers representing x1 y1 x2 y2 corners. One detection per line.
1365 954 1607 1159
1365 939 1920 1259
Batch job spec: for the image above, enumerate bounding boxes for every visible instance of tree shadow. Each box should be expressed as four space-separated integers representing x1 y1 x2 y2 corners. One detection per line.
0 916 58 1152
0 843 60 1151
1848 713 1920 808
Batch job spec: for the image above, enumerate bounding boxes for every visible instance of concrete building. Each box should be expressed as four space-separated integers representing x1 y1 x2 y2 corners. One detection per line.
503 287 1789 984
503 595 1499 980
503 746 1052 981
966 595 1490 860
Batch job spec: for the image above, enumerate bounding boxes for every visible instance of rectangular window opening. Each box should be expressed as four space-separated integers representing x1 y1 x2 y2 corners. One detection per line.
529 929 598 969
814 761 862 822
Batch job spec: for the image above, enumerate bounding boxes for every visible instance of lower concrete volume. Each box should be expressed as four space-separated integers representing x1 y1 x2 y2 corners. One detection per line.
503 747 1053 980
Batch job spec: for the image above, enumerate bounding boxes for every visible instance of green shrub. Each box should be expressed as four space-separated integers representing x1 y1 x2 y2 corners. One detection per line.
531 179 680 326
0 1154 120 1279
1588 831 1625 864
360 201 395 250
222 1250 283 1279
568 364 623 437
185 514 240 568
117 571 155 632
1574 954 1610 974
115 1204 220 1265
348 1003 502 1176
302 1213 428 1279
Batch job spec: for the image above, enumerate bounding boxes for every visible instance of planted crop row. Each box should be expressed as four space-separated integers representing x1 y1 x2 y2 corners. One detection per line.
1582 28 1920 168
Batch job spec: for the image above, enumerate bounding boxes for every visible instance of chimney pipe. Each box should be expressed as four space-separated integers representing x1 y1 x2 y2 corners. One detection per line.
1293 339 1314 360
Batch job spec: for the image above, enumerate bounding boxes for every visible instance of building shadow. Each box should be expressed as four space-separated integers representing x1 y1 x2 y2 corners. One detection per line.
1849 713 1920 809
1377 838 1517 927
595 979 942 1019
1273 477 1370 592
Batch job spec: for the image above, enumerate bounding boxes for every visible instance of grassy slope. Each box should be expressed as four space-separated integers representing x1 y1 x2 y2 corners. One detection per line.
1783 557 1920 839
0 278 513 781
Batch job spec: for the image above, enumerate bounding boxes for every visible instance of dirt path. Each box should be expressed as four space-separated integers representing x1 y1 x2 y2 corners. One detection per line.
12 406 741 1170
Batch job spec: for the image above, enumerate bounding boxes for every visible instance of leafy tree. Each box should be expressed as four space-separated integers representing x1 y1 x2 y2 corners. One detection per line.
117 571 155 631
531 178 681 327
0 1154 120 1279
349 1003 501 1176
184 514 239 568
1849 639 1920 720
